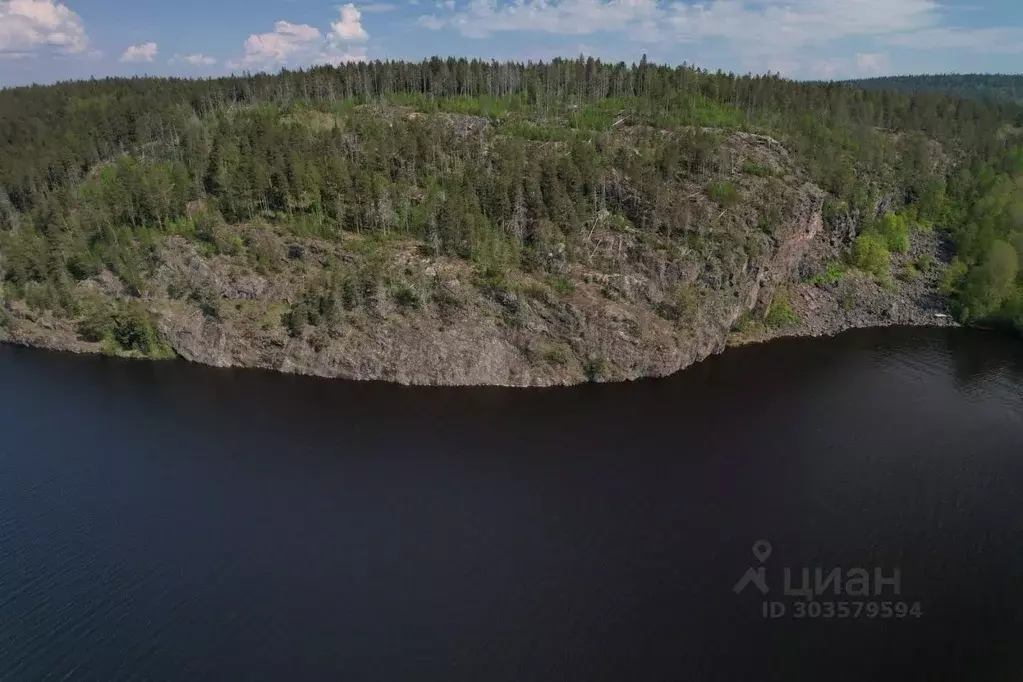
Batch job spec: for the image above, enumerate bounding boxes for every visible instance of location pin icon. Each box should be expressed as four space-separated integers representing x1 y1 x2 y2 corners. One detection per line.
752 540 772 564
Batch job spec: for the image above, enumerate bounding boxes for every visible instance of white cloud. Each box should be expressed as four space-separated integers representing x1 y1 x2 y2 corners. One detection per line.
418 0 1023 77
227 21 323 68
855 52 888 74
439 0 937 42
170 53 217 66
120 41 158 63
418 14 446 29
0 0 89 56
228 9 373 72
359 3 397 12
331 3 368 42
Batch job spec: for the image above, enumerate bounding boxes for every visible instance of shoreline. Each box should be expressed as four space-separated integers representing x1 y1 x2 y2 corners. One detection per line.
0 315 964 388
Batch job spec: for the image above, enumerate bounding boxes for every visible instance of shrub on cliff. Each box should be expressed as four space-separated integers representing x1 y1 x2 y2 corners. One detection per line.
707 182 739 207
876 213 912 254
765 289 799 327
111 302 174 358
851 233 891 279
78 298 173 358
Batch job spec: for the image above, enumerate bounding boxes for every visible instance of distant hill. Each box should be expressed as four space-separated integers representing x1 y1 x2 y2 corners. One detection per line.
845 75 1023 103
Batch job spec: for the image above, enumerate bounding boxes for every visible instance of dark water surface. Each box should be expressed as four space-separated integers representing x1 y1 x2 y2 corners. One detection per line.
2 328 1023 681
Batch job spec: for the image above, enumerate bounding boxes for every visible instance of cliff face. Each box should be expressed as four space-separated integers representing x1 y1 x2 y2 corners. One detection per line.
0 131 955 386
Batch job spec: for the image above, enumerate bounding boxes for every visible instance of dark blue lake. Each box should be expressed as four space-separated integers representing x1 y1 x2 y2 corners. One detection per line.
2 327 1023 681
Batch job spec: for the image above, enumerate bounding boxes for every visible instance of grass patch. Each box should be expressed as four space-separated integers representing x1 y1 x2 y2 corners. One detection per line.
742 162 773 177
807 261 847 286
540 342 573 367
550 275 576 296
765 289 799 327
584 356 612 382
707 181 739 207
390 282 421 309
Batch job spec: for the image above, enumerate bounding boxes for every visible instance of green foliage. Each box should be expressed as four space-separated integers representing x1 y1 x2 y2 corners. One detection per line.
540 342 572 367
765 289 799 327
1 57 1023 347
851 232 891 279
874 212 912 254
390 283 420 309
474 265 512 296
941 258 969 295
78 298 173 358
707 182 739 207
77 304 112 343
808 261 847 286
584 356 612 382
659 283 700 321
189 285 221 319
959 239 1019 320
915 254 934 274
282 305 307 338
822 198 849 225
846 74 1023 103
551 276 576 296
111 302 173 357
742 162 773 177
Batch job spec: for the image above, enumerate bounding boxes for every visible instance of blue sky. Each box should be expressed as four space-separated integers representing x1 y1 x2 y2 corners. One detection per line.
1 0 1022 87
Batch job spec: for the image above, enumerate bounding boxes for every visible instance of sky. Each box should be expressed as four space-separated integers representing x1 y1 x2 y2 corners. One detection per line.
1 0 1022 87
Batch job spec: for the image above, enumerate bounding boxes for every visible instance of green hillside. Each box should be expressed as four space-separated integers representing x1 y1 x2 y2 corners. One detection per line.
0 58 1021 380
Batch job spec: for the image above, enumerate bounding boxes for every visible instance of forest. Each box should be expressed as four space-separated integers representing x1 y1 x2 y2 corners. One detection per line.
0 57 1021 362
846 74 1023 104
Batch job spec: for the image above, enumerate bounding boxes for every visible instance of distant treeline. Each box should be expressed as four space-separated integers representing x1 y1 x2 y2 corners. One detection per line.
845 74 1023 104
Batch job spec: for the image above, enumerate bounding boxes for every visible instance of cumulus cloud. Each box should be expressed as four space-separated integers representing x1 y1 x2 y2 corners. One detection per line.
120 41 158 63
228 9 371 72
170 53 217 66
227 21 323 68
331 3 368 42
0 0 89 56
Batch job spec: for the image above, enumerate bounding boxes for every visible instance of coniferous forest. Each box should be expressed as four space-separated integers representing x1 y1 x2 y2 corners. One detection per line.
846 74 1023 104
0 58 1021 382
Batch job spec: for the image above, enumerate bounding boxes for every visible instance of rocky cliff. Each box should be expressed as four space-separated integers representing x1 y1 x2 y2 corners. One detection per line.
0 130 956 386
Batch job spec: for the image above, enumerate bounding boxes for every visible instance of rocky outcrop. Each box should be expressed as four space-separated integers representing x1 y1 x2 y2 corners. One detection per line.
0 133 958 386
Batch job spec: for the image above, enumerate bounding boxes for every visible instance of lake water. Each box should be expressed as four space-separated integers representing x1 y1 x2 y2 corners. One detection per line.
2 328 1023 681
